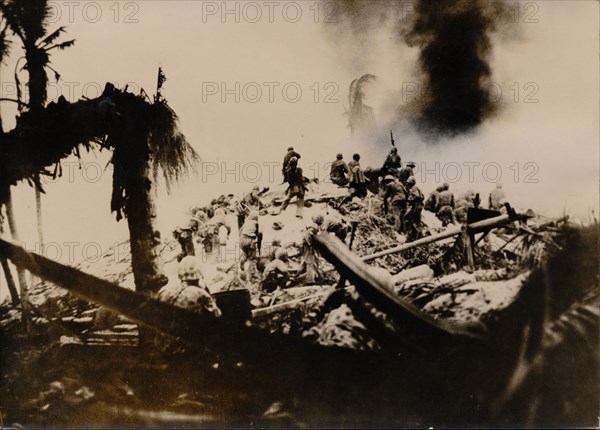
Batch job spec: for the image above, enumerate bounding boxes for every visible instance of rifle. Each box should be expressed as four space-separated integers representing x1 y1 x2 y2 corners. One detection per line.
390 130 395 147
256 224 263 256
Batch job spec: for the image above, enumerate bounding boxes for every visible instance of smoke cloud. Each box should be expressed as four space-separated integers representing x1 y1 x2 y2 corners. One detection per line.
331 0 511 137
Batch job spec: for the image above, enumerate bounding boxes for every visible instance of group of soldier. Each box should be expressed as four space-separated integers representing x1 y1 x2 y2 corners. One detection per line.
164 145 508 317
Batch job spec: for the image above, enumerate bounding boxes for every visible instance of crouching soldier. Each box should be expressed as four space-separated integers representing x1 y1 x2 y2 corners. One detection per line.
173 218 197 262
313 213 349 242
158 256 221 317
261 249 291 293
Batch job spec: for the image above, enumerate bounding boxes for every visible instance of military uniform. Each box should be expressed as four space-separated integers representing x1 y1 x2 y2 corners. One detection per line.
403 183 424 240
383 149 401 177
330 159 349 186
348 160 368 198
384 180 408 233
398 165 414 184
158 256 221 317
489 185 506 210
281 165 306 217
261 258 290 292
282 149 301 182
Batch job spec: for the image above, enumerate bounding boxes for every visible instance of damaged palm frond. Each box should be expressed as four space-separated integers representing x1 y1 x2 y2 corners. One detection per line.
149 98 199 193
346 73 376 136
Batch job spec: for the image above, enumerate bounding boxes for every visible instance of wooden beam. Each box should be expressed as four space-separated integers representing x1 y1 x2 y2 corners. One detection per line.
312 234 484 341
362 213 515 262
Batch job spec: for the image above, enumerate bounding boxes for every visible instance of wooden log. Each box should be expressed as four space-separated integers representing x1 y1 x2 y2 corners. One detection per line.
312 234 484 341
0 238 222 343
390 264 434 286
251 290 331 319
362 213 515 262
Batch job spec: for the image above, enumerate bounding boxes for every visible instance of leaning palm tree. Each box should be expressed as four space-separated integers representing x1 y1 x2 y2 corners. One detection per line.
346 74 377 138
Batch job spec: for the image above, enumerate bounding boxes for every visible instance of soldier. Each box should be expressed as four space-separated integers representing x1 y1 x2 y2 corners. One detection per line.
437 205 455 227
282 146 301 182
403 176 425 240
261 248 291 292
382 147 402 177
348 153 368 198
280 157 306 218
382 175 408 233
489 183 506 210
297 218 322 285
425 184 445 213
454 190 476 224
313 213 349 242
239 211 260 261
158 256 221 317
329 153 349 186
398 161 416 184
173 218 197 262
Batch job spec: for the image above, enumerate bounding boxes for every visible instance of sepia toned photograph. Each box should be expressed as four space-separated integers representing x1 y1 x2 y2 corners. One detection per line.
0 0 598 427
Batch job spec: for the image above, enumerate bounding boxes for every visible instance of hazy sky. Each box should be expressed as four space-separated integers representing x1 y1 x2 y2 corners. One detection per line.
0 0 598 268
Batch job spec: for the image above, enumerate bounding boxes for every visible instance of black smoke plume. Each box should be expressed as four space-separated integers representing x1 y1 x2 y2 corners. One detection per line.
402 0 505 136
330 0 509 137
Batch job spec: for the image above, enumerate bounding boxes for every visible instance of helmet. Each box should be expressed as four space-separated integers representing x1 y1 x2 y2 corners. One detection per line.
312 214 324 225
249 212 259 221
383 175 395 183
496 182 503 188
391 147 397 153
289 156 298 164
442 182 450 191
407 162 416 168
275 248 288 261
406 176 416 186
287 146 294 151
271 238 281 247
353 153 360 161
336 153 343 159
178 256 202 282
252 185 260 192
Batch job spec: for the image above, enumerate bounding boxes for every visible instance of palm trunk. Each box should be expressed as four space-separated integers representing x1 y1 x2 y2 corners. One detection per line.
121 143 168 346
35 179 44 246
124 154 168 296
0 256 19 306
5 189 30 331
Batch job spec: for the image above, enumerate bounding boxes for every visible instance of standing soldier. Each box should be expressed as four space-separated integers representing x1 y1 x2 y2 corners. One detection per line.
239 212 261 280
382 147 402 177
489 183 506 210
348 153 368 198
280 157 306 218
282 146 301 183
403 176 424 240
329 153 349 186
398 162 416 184
435 182 456 225
382 175 408 234
297 216 322 285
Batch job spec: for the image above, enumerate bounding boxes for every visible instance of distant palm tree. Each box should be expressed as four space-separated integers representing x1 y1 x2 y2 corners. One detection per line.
346 74 377 138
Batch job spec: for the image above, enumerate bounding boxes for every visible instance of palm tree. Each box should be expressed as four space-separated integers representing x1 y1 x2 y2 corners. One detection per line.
346 74 377 138
0 14 20 307
1 0 75 256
